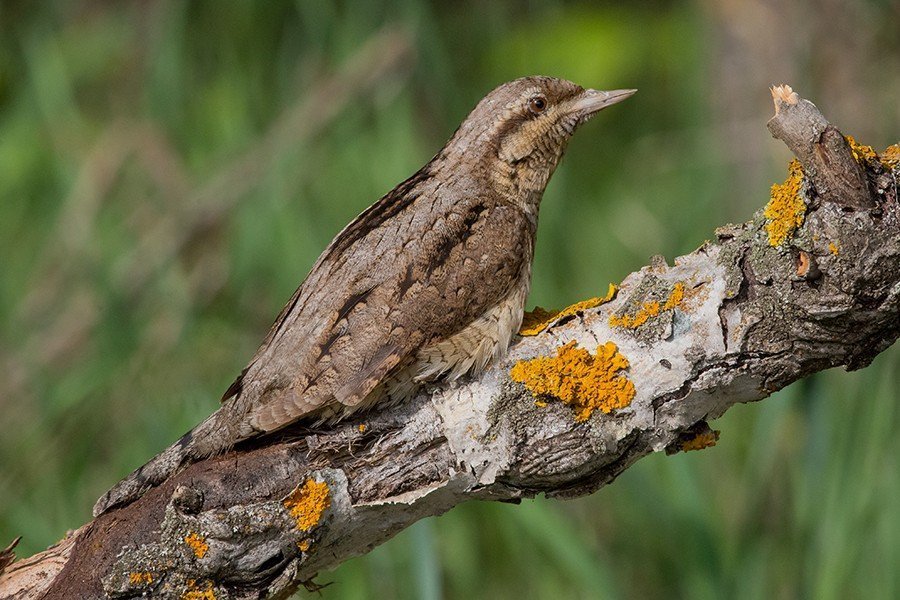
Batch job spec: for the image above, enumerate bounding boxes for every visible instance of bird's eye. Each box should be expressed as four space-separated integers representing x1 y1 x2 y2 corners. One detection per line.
528 96 547 115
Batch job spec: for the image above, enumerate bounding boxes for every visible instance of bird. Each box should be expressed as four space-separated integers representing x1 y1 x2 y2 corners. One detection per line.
93 76 635 517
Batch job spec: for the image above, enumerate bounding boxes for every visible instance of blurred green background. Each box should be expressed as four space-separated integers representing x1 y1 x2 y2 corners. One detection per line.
2 1 899 598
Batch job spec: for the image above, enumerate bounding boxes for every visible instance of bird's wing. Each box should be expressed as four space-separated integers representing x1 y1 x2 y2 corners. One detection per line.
219 171 428 405
241 190 534 433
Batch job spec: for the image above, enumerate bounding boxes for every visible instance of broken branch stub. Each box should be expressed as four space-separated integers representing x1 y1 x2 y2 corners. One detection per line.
767 84 873 209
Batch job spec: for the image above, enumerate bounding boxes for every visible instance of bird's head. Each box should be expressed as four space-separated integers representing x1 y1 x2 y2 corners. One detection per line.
441 76 635 209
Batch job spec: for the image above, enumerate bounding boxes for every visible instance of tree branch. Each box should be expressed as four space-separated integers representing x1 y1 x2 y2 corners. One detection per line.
2 88 898 600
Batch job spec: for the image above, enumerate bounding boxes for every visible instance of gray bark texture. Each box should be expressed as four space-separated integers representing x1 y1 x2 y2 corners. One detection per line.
1 87 898 600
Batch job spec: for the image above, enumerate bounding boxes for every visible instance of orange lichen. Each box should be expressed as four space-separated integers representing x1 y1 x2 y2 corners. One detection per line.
881 143 900 169
358 424 367 433
509 341 636 422
609 282 685 329
846 135 877 163
298 539 313 552
184 532 209 559
680 430 720 452
182 580 216 600
828 242 839 256
664 282 685 310
519 307 559 335
764 159 806 247
128 571 153 585
609 301 659 328
847 136 900 170
283 479 331 532
519 284 617 336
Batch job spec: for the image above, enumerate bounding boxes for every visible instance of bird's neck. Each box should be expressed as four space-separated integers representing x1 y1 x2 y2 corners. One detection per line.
487 157 560 220
434 139 558 221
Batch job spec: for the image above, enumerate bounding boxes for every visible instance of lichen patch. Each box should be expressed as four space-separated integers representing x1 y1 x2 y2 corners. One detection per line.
519 307 560 336
182 579 216 600
609 282 685 329
519 284 617 336
680 430 720 452
283 478 331 532
881 143 900 169
128 571 153 586
846 135 878 163
665 282 685 310
764 159 806 247
509 341 636 422
846 136 900 171
183 532 208 559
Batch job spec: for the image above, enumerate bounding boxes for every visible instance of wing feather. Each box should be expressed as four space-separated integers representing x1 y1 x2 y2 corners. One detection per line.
231 184 534 434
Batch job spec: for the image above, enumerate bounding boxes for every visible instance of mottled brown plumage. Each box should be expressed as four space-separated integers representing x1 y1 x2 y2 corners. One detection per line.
94 76 634 516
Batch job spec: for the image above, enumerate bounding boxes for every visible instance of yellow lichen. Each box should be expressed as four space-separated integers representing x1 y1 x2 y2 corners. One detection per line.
128 571 153 585
881 143 900 169
828 242 839 256
509 341 636 422
182 579 216 600
184 532 209 559
519 307 560 336
609 282 685 329
609 301 658 328
298 539 313 552
664 282 685 310
680 430 720 452
283 479 331 532
358 424 366 433
764 159 806 247
847 136 900 170
534 400 547 408
519 284 617 336
846 135 878 163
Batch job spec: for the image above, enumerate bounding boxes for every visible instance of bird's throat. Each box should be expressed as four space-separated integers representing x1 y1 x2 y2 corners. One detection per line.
489 156 559 218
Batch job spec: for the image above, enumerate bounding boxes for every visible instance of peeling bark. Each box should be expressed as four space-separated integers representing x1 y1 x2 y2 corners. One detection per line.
2 88 898 600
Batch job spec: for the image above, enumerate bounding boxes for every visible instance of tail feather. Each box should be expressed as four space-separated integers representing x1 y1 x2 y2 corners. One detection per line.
92 403 252 517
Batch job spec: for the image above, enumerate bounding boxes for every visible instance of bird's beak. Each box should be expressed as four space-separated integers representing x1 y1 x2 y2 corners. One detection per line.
568 88 637 120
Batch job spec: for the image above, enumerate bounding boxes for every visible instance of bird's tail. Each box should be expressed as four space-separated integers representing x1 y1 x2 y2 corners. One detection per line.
92 401 252 517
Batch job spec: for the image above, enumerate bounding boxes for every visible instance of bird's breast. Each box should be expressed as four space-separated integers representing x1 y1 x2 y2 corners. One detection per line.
412 260 532 383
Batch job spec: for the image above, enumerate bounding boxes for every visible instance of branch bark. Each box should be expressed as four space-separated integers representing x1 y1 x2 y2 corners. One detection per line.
2 88 898 600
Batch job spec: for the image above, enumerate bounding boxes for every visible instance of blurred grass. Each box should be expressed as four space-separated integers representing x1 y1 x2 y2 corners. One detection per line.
1 1 899 598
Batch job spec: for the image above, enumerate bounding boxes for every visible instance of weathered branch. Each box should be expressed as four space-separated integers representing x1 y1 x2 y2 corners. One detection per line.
766 84 874 209
2 88 898 600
